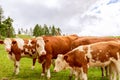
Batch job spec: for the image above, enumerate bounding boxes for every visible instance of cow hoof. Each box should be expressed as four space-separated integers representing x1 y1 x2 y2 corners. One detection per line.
69 76 72 80
31 66 35 70
15 72 19 75
47 77 51 80
41 73 45 76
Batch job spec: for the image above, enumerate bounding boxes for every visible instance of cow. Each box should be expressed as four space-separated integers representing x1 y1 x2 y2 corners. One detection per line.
36 34 79 79
0 37 46 75
54 40 120 80
71 36 120 77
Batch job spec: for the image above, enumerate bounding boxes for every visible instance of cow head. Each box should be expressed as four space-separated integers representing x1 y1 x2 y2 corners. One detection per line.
54 54 69 72
36 37 46 56
4 38 12 52
24 39 37 55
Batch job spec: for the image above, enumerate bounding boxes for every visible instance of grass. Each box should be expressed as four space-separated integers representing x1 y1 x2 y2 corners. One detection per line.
16 34 33 39
0 44 109 80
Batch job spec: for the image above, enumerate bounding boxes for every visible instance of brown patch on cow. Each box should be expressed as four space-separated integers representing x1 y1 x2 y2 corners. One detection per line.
71 36 120 49
11 40 21 61
64 50 88 73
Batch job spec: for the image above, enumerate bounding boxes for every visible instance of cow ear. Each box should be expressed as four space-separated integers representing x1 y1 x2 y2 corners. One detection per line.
45 39 49 43
64 55 68 60
12 40 17 44
31 39 36 44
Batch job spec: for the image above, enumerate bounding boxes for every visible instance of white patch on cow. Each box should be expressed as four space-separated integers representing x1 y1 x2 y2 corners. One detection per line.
27 40 32 46
8 53 16 61
54 54 70 72
80 68 87 80
85 45 92 59
14 38 24 50
89 60 111 67
77 46 84 51
36 37 46 56
47 69 51 79
74 70 79 80
4 38 12 52
21 53 26 57
33 49 35 52
25 48 28 52
15 61 20 75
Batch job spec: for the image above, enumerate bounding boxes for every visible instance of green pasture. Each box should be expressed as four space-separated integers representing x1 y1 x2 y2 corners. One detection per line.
16 34 33 39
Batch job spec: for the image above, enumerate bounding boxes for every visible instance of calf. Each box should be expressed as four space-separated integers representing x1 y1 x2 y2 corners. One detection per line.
54 40 120 80
1 37 46 75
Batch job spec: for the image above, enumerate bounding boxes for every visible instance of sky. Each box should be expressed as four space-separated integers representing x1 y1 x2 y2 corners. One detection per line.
0 0 120 36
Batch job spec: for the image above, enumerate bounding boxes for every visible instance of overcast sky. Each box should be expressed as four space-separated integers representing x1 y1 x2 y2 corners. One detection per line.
0 0 120 36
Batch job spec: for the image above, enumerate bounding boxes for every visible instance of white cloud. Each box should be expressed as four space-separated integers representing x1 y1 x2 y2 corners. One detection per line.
1 0 109 35
78 0 120 36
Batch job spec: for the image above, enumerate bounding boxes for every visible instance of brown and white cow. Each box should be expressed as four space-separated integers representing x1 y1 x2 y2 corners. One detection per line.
0 37 46 75
54 40 120 80
36 34 79 79
71 36 120 77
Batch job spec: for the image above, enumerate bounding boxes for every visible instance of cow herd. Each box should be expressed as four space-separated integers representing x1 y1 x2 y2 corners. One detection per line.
0 34 120 80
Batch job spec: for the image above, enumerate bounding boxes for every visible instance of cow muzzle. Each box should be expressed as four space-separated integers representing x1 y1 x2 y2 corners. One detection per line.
6 48 11 52
53 69 59 72
53 69 57 72
41 51 46 55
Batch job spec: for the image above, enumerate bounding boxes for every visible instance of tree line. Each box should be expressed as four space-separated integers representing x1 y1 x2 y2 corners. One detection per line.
0 6 62 39
18 24 61 37
0 6 15 38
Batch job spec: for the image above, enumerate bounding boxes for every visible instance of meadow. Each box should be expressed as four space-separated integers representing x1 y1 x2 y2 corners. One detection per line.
0 35 109 80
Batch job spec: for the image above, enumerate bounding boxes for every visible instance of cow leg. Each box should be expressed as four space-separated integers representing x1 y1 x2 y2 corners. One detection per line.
101 67 105 77
14 55 21 75
74 71 79 80
69 69 74 80
45 55 52 79
41 61 51 79
113 61 120 80
105 66 109 77
14 60 20 75
51 59 55 67
109 62 117 80
41 62 46 76
109 63 112 80
110 58 120 80
80 67 87 80
31 58 36 70
101 66 109 78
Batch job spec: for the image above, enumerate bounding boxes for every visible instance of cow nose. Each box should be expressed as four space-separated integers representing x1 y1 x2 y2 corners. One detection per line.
6 48 11 52
41 52 46 55
54 69 57 72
